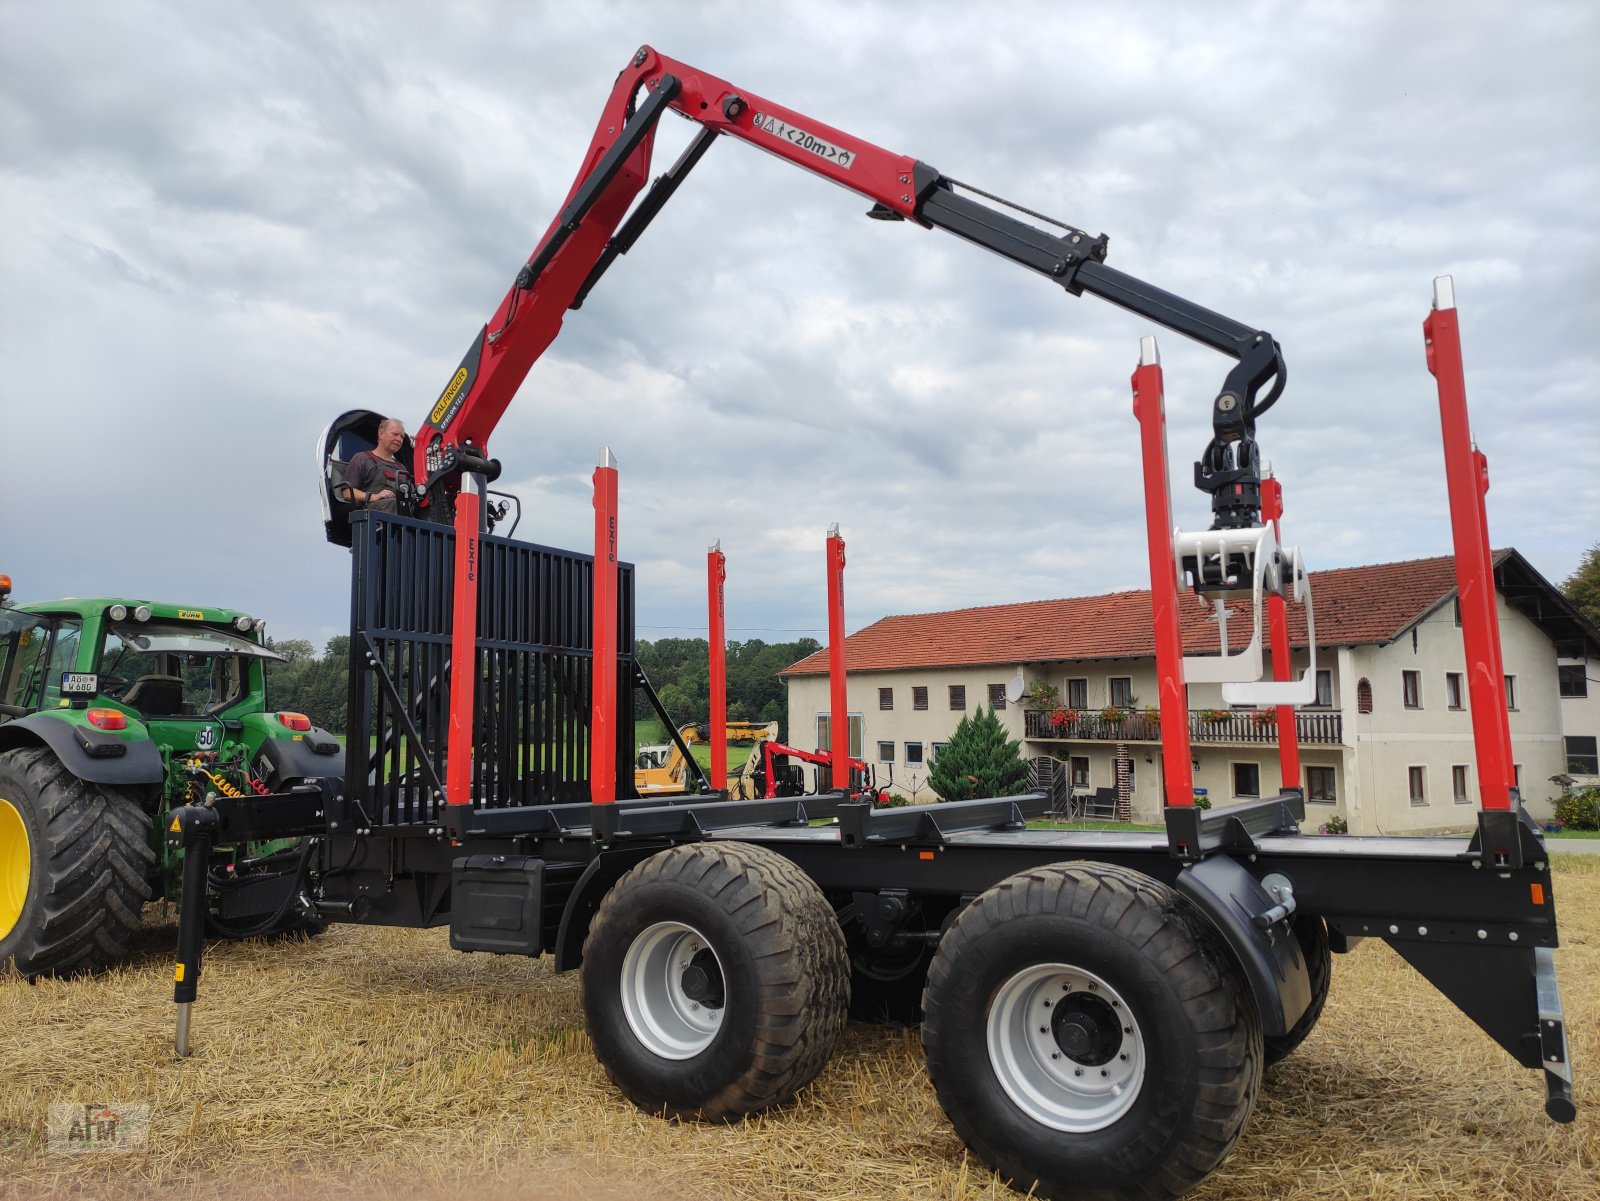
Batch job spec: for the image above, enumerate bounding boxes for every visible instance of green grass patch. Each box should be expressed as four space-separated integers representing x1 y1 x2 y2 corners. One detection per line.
1545 827 1600 839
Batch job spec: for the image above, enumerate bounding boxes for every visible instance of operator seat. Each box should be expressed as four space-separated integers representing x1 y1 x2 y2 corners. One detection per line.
122 675 185 717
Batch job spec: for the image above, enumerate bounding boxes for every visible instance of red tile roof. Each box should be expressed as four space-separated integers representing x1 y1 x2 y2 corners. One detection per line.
782 552 1505 676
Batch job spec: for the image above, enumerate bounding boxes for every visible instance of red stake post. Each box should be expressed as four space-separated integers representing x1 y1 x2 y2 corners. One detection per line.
1260 476 1302 792
708 541 728 791
1426 277 1514 811
590 447 619 805
825 524 850 791
1132 338 1195 809
445 476 482 813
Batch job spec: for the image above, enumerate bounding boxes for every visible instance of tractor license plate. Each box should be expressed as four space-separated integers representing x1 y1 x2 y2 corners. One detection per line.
60 672 99 695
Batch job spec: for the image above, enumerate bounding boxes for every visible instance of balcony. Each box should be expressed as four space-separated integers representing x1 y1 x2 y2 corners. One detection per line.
1023 707 1343 746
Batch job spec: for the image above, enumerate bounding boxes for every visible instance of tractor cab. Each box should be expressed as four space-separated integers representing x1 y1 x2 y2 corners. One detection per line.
318 409 416 547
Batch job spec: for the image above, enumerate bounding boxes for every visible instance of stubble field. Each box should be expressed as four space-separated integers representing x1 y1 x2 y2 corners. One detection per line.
2 857 1597 1201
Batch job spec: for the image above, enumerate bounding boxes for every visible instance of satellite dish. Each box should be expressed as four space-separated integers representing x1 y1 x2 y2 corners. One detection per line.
1004 673 1026 704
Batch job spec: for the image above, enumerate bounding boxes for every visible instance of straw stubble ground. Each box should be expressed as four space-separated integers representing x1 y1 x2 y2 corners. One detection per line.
2 858 1598 1201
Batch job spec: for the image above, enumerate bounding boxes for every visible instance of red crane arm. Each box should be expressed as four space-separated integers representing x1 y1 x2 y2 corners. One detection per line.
413 46 919 504
414 44 1283 536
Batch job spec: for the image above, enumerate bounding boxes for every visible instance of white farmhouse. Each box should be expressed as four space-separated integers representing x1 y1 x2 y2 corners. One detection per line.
781 550 1598 834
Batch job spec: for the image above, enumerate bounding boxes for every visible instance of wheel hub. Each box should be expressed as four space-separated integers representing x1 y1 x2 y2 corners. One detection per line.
679 948 725 1007
1051 992 1121 1065
0 797 29 942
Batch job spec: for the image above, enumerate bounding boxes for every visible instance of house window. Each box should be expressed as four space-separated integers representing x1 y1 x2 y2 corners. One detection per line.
1408 766 1427 806
1357 678 1372 714
1559 664 1587 698
989 683 1007 711
948 684 966 710
912 686 928 711
905 741 924 766
931 741 947 762
1568 736 1600 775
1453 597 1462 626
1446 672 1463 710
815 713 863 757
1314 670 1333 708
1232 762 1260 799
1402 670 1421 709
1504 675 1516 710
1452 764 1471 804
878 687 894 711
1066 678 1088 709
877 740 895 764
1514 763 1522 791
1109 677 1133 708
1070 756 1090 787
1306 766 1336 802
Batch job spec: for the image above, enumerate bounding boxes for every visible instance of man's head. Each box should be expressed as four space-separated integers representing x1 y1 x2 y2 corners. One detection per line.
376 418 406 455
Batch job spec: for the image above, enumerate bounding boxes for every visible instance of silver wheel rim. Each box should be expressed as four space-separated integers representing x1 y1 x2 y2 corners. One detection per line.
620 920 726 1059
986 963 1145 1131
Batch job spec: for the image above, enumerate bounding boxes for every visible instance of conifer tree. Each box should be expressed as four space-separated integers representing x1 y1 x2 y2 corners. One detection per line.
927 704 1029 801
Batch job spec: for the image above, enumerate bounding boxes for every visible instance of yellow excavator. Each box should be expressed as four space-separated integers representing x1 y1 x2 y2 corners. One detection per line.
633 721 779 794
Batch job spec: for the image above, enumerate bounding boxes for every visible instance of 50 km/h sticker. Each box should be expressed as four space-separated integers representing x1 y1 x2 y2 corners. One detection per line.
752 113 855 169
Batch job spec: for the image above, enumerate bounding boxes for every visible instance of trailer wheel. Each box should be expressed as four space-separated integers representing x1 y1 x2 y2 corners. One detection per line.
581 841 849 1120
923 862 1261 1201
1264 914 1331 1066
0 747 155 977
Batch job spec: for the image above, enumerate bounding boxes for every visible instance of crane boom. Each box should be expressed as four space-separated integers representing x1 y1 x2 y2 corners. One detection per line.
413 45 1284 531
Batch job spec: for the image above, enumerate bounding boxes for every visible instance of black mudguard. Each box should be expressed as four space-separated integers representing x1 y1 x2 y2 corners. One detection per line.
251 734 344 791
1175 853 1312 1038
0 712 163 786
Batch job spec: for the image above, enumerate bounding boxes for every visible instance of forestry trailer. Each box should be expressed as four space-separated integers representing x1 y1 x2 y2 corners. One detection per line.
83 47 1584 1201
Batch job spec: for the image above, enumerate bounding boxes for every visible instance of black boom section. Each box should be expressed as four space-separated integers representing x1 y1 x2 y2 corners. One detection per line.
346 510 637 826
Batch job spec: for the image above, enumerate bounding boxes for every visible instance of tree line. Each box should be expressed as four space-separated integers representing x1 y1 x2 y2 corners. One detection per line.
264 635 820 741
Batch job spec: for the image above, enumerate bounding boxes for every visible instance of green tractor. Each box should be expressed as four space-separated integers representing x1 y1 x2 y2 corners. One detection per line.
0 577 343 976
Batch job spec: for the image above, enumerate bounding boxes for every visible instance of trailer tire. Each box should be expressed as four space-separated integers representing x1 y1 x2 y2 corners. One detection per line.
923 862 1261 1201
581 841 849 1120
1263 914 1330 1066
0 746 155 978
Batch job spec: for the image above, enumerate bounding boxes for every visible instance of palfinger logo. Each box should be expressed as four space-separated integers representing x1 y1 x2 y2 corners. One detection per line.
430 367 471 426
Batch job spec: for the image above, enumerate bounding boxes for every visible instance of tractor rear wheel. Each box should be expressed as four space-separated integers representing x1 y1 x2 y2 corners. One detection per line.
581 841 849 1120
922 862 1261 1201
0 747 156 977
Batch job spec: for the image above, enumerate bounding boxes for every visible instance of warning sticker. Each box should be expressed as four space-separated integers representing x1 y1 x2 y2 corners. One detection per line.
752 113 855 169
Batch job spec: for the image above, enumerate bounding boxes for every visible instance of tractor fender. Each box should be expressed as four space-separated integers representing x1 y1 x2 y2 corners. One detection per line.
1174 853 1312 1039
0 712 163 786
553 844 672 972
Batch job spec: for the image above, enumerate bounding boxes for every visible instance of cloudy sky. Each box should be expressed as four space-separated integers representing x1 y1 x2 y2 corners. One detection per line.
2 0 1596 654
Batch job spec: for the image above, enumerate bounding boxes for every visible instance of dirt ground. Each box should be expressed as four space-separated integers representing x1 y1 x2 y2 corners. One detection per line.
2 856 1597 1201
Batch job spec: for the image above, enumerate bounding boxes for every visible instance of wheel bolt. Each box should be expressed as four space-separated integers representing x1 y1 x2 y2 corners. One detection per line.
1074 1068 1083 1077
1101 1070 1109 1077
1043 999 1051 1008
1124 1026 1132 1034
1120 1053 1128 1061
1039 1027 1048 1034
1051 1052 1060 1060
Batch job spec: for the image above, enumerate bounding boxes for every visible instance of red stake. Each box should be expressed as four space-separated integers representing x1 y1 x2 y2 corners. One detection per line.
825 525 850 791
445 478 482 813
1260 476 1302 792
1131 338 1195 809
590 448 619 805
708 541 728 791
1426 278 1513 811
